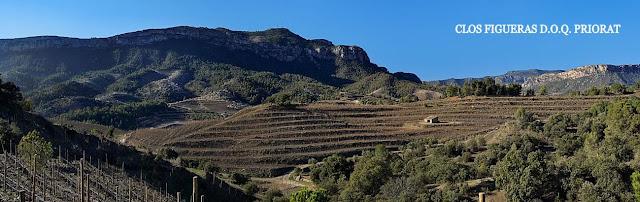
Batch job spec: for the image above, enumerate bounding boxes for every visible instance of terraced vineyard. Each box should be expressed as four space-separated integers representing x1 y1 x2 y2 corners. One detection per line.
126 96 628 176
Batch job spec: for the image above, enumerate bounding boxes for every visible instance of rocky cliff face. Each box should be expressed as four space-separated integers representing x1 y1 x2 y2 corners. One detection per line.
0 26 384 82
0 26 420 117
425 69 562 86
522 64 640 93
495 69 564 84
425 64 640 94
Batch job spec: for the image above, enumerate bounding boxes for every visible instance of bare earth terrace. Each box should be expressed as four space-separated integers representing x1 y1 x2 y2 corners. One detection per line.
125 95 623 176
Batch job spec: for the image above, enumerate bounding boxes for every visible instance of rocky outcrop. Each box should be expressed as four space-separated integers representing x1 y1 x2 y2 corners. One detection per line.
522 64 640 93
425 69 562 86
495 69 564 84
0 26 386 81
524 65 611 84
0 26 418 117
331 45 370 64
425 64 640 95
137 70 193 102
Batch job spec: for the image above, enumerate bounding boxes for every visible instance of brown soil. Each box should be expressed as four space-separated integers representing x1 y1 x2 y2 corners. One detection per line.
125 95 624 176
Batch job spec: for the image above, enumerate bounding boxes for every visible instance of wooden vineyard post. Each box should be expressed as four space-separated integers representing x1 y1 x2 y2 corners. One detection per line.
43 162 47 202
18 190 26 202
128 179 132 202
145 183 149 202
192 176 198 202
84 174 91 202
31 155 36 202
80 158 84 202
3 149 6 191
3 157 5 192
176 192 181 202
86 174 90 202
15 150 18 190
51 164 55 200
116 184 119 202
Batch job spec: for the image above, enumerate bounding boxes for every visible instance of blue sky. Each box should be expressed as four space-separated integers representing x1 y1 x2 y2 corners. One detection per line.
1 1 638 80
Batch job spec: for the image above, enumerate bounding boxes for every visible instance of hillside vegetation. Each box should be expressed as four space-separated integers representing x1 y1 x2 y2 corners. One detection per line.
0 27 423 129
301 96 640 201
0 75 251 201
125 95 622 176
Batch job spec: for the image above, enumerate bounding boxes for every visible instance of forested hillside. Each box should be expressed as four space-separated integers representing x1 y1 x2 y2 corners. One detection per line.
0 76 251 201
0 26 424 130
298 97 640 201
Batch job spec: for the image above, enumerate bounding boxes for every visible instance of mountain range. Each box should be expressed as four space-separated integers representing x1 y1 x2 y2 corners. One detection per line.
425 69 564 86
427 64 640 94
522 64 640 93
2 26 640 128
0 26 422 120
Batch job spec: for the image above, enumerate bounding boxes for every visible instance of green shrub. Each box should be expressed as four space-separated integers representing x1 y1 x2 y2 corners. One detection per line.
494 146 555 201
460 152 472 162
632 171 640 202
445 85 460 97
310 154 352 185
610 83 626 95
158 147 179 159
268 93 294 108
290 188 329 202
262 189 284 202
198 160 219 173
231 173 249 185
243 182 259 195
17 131 53 170
399 95 418 103
289 167 302 180
538 86 548 96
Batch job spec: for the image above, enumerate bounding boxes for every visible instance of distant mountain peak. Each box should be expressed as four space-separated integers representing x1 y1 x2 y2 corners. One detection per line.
0 26 423 117
424 69 563 86
522 64 640 93
261 27 299 36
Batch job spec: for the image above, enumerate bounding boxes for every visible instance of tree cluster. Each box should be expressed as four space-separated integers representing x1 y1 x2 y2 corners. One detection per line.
0 75 28 111
445 78 522 97
308 142 478 201
302 98 640 201
579 83 633 96
60 101 173 130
